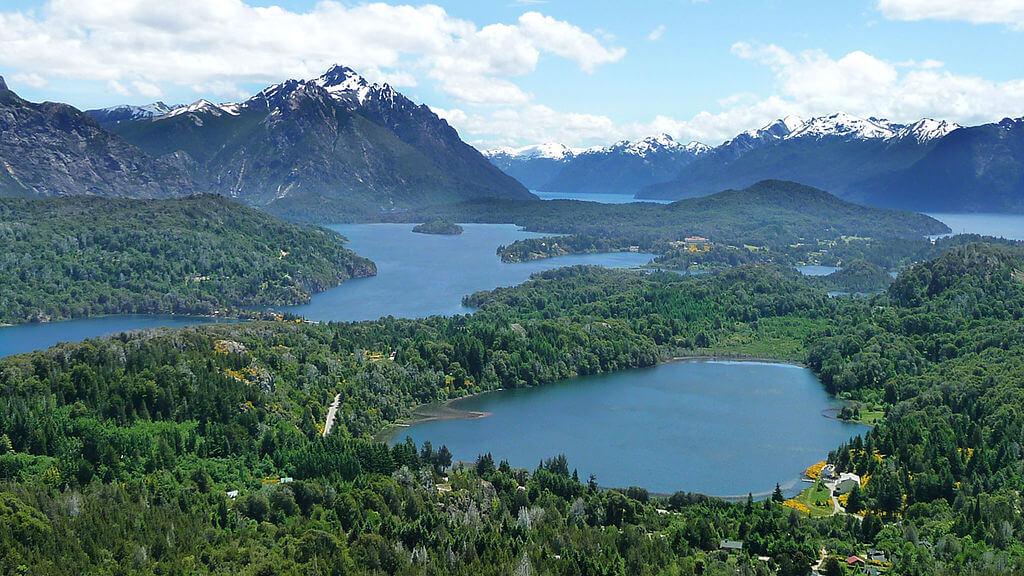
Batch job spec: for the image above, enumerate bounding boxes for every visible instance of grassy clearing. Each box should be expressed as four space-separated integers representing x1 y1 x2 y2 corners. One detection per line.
786 481 835 518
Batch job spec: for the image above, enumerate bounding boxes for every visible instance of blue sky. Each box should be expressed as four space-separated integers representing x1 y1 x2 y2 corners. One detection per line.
1 0 1022 147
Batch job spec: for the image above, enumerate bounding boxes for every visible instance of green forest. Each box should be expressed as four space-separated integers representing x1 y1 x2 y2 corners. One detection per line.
395 180 951 270
0 196 375 325
0 240 1021 574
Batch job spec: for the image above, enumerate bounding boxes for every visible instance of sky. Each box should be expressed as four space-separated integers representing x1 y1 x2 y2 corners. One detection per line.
1 0 1023 148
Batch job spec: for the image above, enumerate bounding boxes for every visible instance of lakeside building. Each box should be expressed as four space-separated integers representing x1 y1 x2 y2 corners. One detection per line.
835 472 862 495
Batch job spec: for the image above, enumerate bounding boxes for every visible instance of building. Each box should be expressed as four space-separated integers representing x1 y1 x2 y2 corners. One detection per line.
835 472 862 495
846 555 865 566
820 464 837 480
719 540 744 552
669 236 712 253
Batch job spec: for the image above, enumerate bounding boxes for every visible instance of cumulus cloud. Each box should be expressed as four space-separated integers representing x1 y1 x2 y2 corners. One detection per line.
0 1 623 104
451 42 1024 150
731 42 1024 125
877 0 1024 29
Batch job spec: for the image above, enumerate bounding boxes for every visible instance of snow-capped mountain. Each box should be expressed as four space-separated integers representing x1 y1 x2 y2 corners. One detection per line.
92 64 530 218
486 134 711 194
638 112 968 203
893 118 961 143
785 113 899 140
86 102 180 127
486 142 581 162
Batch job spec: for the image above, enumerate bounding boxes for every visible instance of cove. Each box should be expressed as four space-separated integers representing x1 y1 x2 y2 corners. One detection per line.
0 224 653 356
0 315 227 359
391 360 868 497
281 223 655 322
928 213 1024 241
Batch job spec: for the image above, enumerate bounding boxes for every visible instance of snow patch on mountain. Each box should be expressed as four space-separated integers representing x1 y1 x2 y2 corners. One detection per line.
895 118 962 143
161 99 239 118
486 142 579 161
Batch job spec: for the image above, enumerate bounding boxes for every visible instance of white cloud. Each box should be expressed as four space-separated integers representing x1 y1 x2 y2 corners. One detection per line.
131 80 163 99
731 42 1024 126
647 25 666 42
516 12 626 73
107 80 131 97
451 41 1024 149
878 0 1024 29
0 0 623 106
10 72 47 88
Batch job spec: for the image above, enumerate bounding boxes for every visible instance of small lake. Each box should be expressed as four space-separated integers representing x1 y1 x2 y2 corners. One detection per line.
796 265 839 276
391 360 867 497
929 213 1024 241
0 315 227 358
281 224 654 322
534 191 673 204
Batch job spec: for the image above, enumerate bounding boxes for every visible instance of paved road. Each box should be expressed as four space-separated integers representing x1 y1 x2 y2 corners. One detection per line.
323 393 341 437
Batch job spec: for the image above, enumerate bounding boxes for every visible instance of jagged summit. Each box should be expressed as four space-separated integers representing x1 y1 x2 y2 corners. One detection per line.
0 76 7 92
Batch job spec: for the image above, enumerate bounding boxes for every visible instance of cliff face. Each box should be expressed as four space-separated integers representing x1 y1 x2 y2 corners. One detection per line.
0 79 195 198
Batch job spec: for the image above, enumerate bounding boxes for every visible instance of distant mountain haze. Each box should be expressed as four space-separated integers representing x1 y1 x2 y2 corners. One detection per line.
488 113 1023 213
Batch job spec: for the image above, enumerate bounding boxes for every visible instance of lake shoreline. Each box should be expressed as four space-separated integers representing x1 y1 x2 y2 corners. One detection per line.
377 354 805 443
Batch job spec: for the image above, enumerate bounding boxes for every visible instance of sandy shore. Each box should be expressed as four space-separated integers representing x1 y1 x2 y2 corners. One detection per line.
374 399 493 442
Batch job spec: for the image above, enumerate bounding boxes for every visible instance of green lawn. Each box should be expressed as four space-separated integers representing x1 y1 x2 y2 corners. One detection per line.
789 481 835 518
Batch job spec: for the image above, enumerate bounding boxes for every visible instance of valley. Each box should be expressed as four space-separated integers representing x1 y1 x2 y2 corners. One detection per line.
1 12 1023 573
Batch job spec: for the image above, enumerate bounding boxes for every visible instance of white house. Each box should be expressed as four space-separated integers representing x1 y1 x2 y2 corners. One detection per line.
835 473 861 495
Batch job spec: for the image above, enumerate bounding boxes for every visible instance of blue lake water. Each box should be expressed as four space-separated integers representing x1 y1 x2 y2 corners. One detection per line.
392 360 867 497
796 265 839 276
929 213 1024 241
0 224 653 356
534 190 673 204
0 315 227 358
281 223 654 322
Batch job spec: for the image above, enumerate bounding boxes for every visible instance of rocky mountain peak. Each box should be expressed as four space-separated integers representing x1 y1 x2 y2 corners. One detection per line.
0 76 7 92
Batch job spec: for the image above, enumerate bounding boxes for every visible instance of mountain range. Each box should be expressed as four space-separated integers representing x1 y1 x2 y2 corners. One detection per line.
485 134 710 195
491 112 1024 213
94 66 533 219
0 68 532 219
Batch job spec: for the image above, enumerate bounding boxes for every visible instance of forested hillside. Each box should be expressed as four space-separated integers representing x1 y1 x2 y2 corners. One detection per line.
0 195 375 324
0 242 1020 574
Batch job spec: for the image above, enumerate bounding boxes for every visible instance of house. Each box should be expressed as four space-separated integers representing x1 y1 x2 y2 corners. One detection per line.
867 549 888 563
846 555 865 566
280 477 294 484
226 490 239 499
820 464 837 480
835 472 862 495
719 539 744 552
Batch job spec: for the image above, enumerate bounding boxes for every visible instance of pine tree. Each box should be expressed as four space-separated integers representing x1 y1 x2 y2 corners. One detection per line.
772 483 785 503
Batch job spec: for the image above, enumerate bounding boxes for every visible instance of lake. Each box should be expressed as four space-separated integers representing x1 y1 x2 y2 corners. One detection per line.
281 223 654 322
929 213 1024 241
534 190 673 204
796 265 839 276
391 360 868 497
0 224 653 356
0 315 228 358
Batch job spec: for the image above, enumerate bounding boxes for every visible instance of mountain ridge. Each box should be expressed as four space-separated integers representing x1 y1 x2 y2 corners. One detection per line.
87 65 532 218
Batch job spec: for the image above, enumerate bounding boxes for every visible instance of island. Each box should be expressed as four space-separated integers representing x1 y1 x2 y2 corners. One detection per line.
412 219 464 235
